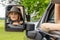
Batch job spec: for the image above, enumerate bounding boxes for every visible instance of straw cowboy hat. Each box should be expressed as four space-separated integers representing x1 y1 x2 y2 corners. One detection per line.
51 0 60 4
8 6 21 14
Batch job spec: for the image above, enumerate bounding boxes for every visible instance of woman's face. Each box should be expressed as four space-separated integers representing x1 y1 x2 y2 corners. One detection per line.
9 12 20 21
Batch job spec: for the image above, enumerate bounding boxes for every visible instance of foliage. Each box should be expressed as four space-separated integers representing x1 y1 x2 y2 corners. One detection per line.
18 0 50 21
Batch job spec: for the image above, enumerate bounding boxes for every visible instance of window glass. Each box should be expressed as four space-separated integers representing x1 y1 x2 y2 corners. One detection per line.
47 10 54 23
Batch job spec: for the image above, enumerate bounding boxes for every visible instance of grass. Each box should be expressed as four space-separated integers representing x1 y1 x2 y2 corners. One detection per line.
0 20 27 40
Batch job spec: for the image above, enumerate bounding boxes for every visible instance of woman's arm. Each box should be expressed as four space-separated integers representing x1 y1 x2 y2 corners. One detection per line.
55 4 60 23
40 23 60 32
19 21 23 25
40 0 60 32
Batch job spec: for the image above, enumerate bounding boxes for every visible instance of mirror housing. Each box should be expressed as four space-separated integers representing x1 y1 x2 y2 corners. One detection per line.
26 31 43 40
26 22 35 31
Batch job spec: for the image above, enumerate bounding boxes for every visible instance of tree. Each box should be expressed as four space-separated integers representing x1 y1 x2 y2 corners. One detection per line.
18 0 50 21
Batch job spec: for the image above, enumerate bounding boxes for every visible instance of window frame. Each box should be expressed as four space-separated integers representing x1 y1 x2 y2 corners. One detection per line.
37 3 54 28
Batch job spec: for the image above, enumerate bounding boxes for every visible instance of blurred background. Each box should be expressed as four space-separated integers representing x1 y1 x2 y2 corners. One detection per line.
0 0 50 40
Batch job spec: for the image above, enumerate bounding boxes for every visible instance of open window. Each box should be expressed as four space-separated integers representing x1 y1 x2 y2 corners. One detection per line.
5 5 25 32
47 10 54 23
46 4 54 23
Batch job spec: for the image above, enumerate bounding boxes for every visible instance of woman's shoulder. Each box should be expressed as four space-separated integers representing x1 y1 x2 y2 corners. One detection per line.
51 0 60 4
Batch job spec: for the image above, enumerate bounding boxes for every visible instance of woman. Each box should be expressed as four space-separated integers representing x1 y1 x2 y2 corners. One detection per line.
8 6 23 25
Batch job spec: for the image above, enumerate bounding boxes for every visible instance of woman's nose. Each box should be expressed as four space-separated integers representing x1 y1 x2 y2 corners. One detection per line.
12 13 15 16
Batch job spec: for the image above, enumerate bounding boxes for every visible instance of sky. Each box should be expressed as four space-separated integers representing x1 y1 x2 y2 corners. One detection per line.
0 4 5 18
0 0 6 18
0 0 18 18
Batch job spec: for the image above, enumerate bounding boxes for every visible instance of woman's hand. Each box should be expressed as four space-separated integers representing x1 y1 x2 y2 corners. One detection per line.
40 23 56 32
40 23 51 32
40 23 60 32
19 21 23 25
13 21 23 25
13 22 20 25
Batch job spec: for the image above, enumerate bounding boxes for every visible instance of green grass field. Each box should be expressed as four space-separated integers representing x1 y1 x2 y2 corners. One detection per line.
0 20 26 40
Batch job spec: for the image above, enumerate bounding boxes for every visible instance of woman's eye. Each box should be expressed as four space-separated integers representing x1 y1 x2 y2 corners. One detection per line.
10 13 13 15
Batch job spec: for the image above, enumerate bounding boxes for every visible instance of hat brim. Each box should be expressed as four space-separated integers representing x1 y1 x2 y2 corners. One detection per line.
7 11 20 16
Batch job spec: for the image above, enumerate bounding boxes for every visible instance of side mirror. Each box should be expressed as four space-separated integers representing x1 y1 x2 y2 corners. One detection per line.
25 22 35 31
25 22 35 39
5 5 25 32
